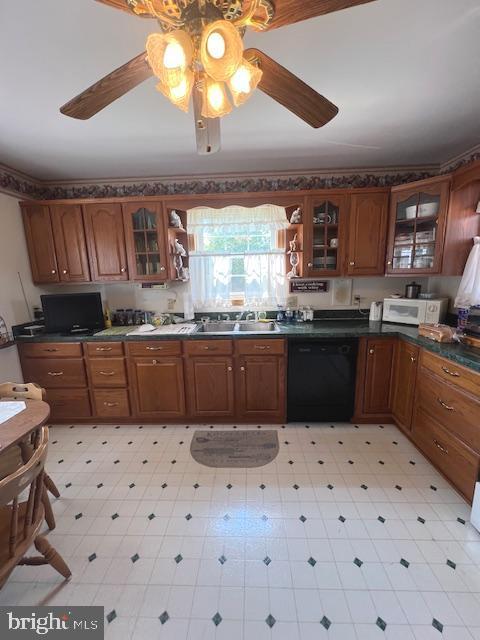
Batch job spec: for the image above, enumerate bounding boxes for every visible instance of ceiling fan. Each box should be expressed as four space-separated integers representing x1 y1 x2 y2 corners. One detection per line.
61 0 376 154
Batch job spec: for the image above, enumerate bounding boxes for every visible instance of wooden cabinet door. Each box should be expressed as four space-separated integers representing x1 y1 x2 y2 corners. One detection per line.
386 178 450 275
304 194 347 277
237 356 285 421
21 204 59 283
130 357 186 418
186 356 235 418
123 202 169 281
363 338 396 415
50 204 90 282
392 340 419 432
83 203 128 281
347 192 389 276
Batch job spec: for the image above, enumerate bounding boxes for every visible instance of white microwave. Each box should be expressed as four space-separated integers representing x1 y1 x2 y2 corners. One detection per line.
382 297 449 326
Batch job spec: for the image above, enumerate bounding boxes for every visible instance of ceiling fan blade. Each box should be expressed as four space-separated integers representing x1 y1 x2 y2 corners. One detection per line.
266 0 377 30
60 52 153 120
244 48 338 128
94 0 151 17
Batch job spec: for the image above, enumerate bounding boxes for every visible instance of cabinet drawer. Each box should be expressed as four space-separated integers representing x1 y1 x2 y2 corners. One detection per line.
417 370 480 452
19 342 82 358
185 340 233 356
127 341 182 356
86 342 124 357
421 350 480 397
235 339 285 356
89 358 127 387
93 389 131 417
22 358 87 388
412 405 479 502
47 389 91 419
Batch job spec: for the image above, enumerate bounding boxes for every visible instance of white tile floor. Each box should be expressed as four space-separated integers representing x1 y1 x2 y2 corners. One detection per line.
1 422 480 640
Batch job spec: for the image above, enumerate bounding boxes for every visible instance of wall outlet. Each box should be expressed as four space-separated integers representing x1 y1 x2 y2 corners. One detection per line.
354 295 361 304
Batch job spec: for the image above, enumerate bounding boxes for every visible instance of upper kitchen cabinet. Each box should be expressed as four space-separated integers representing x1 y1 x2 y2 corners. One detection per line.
347 191 389 276
123 202 169 282
21 204 59 283
50 204 90 282
304 194 348 277
386 176 450 275
83 203 128 281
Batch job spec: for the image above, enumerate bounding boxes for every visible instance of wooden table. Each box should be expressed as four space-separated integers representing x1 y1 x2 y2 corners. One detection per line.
0 400 50 453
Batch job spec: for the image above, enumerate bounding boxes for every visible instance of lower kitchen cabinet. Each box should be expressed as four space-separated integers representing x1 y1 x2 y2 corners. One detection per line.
391 340 419 432
186 356 235 418
353 337 396 421
237 355 286 422
129 356 186 419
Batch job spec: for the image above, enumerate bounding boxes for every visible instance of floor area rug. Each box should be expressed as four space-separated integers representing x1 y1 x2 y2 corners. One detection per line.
190 430 279 468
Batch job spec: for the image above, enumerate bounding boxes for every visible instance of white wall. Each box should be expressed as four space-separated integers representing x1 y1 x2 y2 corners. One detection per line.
0 192 40 381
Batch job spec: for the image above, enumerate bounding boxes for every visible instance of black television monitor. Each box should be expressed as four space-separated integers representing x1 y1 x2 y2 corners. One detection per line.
41 293 104 334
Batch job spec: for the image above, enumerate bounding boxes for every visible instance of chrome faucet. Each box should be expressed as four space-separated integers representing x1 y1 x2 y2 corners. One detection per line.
221 313 230 321
245 312 255 322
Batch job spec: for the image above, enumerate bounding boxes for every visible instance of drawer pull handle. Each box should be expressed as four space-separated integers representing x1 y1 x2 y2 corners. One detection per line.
96 347 112 352
442 366 460 378
433 439 448 455
146 346 164 351
47 371 64 376
438 398 454 412
203 346 216 351
254 345 269 350
104 402 118 407
44 348 59 353
99 371 115 376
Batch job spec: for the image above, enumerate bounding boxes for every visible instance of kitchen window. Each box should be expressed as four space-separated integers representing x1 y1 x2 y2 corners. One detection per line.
188 205 288 310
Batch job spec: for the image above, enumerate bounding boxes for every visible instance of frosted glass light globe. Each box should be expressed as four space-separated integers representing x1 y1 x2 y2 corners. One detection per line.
207 83 225 110
230 65 252 94
163 42 185 69
206 32 226 59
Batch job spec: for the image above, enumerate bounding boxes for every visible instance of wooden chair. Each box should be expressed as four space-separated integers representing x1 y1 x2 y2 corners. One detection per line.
0 383 60 530
0 426 71 589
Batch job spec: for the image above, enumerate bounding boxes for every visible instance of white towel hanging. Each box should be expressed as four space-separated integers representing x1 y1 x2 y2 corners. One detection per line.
455 237 480 308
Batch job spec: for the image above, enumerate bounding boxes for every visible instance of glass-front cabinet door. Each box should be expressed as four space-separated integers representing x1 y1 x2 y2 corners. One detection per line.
305 195 347 277
386 178 450 275
122 202 169 281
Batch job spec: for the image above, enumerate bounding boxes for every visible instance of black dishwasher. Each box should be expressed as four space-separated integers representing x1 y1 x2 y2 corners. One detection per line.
288 339 358 422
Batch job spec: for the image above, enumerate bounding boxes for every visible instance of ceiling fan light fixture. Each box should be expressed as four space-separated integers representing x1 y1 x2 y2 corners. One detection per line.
228 59 263 106
200 20 244 82
146 29 193 88
201 77 232 118
156 68 194 113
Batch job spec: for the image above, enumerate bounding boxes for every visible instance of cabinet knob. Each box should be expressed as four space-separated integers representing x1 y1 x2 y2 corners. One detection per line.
227 366 233 371
349 262 355 266
410 356 416 363
62 269 68 275
121 267 126 273
51 269 56 274
387 261 392 266
369 349 375 355
240 366 245 372
160 266 166 271
307 262 313 268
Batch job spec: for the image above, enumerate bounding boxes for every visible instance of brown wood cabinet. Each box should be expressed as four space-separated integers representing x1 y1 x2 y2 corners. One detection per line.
386 176 450 275
304 194 347 277
129 355 186 419
21 204 59 283
347 192 389 276
391 340 419 432
83 203 128 281
237 353 285 422
50 204 90 282
186 356 235 418
353 337 395 421
123 202 169 282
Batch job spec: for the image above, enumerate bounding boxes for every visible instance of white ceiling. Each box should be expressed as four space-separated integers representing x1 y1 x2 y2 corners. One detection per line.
1 0 479 181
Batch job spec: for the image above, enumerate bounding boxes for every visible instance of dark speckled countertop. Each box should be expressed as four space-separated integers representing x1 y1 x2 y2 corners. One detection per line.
14 320 480 373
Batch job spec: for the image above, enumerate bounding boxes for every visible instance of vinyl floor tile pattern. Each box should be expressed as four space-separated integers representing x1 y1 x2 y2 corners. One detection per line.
1 422 480 640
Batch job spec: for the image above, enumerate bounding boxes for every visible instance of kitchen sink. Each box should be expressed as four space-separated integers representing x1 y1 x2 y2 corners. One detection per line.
195 321 279 333
236 321 279 332
196 321 238 333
